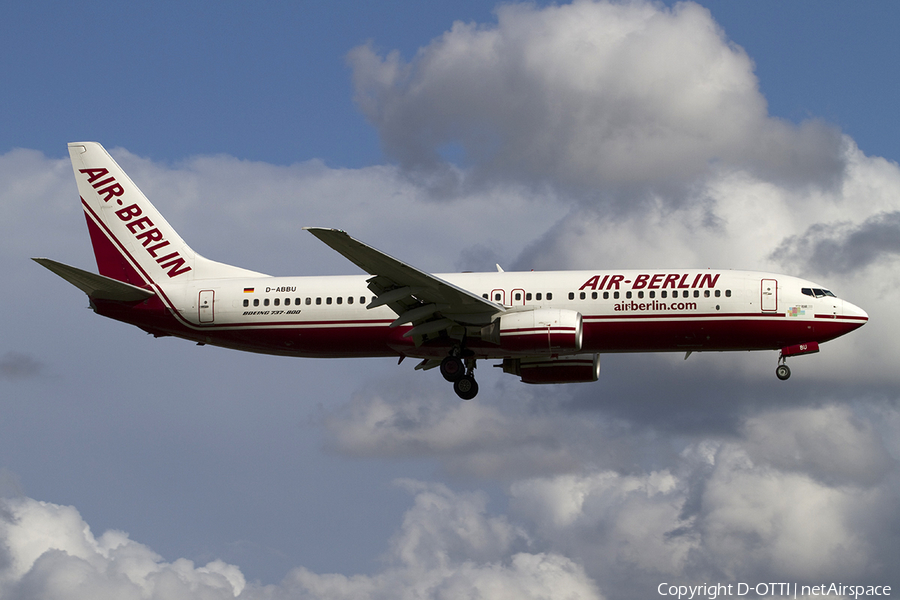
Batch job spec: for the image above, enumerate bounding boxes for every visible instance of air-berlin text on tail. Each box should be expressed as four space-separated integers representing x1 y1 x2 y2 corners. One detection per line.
79 168 191 278
580 272 720 291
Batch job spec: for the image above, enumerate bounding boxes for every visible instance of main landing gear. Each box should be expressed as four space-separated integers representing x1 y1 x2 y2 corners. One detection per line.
441 352 479 400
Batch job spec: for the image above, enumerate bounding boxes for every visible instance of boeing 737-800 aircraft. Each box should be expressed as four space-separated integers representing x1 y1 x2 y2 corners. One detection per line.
35 142 868 399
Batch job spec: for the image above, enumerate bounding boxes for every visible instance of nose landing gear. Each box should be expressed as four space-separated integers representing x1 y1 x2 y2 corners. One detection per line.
775 362 791 381
775 342 819 381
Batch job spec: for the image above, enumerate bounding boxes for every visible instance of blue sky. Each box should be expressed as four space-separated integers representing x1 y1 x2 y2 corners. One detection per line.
3 1 899 166
3 2 900 598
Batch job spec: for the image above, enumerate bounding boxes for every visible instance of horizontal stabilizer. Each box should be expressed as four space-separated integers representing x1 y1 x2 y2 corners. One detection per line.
33 258 156 302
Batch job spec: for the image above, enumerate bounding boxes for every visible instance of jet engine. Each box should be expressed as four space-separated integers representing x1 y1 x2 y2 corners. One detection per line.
501 354 600 384
481 308 583 354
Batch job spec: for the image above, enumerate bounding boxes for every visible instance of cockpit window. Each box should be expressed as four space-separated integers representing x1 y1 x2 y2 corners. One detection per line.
802 287 837 298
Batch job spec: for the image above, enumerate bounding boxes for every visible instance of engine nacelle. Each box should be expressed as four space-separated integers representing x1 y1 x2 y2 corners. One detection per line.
502 354 600 384
482 308 583 354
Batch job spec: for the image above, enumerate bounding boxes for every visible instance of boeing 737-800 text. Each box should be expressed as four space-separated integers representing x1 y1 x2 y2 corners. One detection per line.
35 142 868 399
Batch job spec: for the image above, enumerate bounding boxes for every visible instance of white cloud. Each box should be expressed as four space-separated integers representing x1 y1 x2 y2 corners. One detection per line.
321 382 581 478
0 497 245 600
350 0 843 200
504 404 900 593
4 400 900 600
697 445 879 582
0 487 603 600
741 404 895 486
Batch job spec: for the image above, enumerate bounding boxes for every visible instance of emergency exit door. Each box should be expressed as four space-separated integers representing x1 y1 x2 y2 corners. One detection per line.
761 279 777 312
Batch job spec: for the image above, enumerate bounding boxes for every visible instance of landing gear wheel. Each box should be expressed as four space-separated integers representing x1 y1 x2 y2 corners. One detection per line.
776 364 791 381
453 375 479 400
440 356 465 382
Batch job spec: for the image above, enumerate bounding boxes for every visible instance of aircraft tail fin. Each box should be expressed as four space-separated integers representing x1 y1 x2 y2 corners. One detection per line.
68 142 265 288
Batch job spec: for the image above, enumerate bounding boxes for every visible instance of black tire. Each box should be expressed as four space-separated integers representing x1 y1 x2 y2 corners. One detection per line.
440 356 465 382
776 364 791 381
453 375 479 400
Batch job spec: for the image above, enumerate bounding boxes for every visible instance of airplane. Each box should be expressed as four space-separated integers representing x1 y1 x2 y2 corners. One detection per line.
35 142 869 400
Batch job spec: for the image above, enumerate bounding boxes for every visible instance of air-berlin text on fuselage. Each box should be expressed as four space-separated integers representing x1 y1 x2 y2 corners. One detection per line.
79 168 191 278
579 272 720 291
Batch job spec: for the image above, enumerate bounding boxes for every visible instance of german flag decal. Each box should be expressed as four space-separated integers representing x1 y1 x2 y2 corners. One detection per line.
243 287 254 293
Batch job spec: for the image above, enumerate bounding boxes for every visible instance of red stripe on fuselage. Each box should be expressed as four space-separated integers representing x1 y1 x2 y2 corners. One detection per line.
79 202 867 360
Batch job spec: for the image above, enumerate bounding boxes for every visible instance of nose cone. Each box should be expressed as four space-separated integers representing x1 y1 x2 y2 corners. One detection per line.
842 300 869 324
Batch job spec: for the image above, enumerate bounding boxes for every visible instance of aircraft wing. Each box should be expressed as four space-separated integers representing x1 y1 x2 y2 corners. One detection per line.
304 228 502 344
33 258 156 302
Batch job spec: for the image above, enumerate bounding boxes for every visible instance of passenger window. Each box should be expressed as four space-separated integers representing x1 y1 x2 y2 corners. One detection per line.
274 298 280 306
337 297 343 305
536 293 542 301
704 290 710 298
649 291 655 299
614 291 619 299
483 293 488 299
243 299 249 307
547 292 553 300
715 290 721 298
637 291 644 299
661 291 667 299
494 293 502 301
725 290 731 297
592 291 598 300
316 297 322 305
693 290 699 298
626 291 632 299
515 292 522 301
569 292 575 300
306 298 312 305
326 297 332 305
264 298 270 306
295 298 301 305
348 296 354 304
603 291 609 300
253 299 259 307
526 293 532 301
285 298 290 305
362 297 368 304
